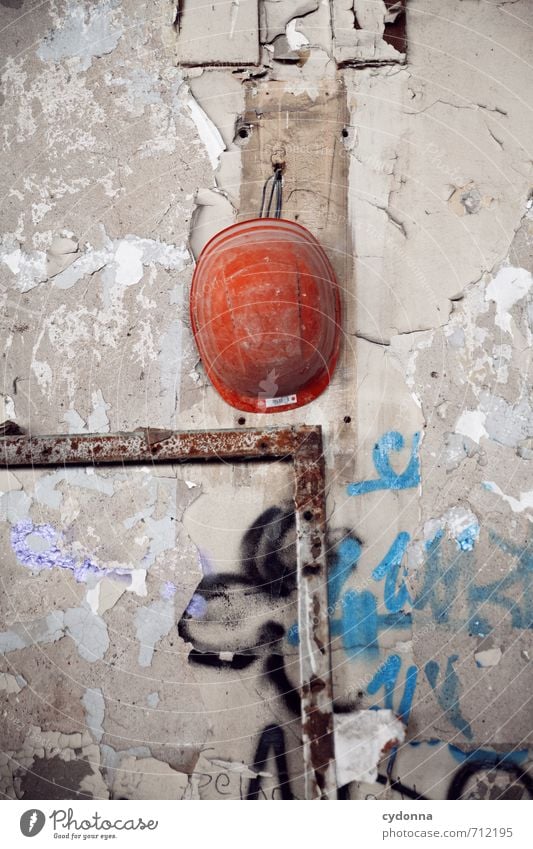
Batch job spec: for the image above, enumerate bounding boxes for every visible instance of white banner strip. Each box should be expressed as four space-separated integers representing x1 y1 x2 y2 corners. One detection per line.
3 799 531 849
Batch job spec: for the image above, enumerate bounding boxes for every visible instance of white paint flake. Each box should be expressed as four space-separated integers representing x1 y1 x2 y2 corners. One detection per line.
54 232 189 291
422 506 480 552
37 0 124 72
134 598 175 667
64 605 109 662
0 394 16 421
485 266 533 335
286 20 310 51
82 687 105 742
114 241 144 286
334 710 405 785
455 409 488 444
483 481 533 519
0 240 47 292
186 94 225 170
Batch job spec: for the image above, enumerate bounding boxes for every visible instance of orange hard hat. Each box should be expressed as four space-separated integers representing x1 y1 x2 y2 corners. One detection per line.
190 218 341 413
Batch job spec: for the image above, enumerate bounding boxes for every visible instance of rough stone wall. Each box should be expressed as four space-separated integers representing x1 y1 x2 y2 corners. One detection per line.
0 0 532 800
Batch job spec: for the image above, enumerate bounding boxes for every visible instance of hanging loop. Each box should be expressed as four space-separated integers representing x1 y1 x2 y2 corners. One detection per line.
259 166 283 219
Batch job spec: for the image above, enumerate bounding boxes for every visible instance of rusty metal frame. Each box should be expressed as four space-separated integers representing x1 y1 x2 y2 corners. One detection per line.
0 425 336 800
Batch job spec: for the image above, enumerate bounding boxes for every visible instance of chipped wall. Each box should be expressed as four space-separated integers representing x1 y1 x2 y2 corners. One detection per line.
1 0 532 800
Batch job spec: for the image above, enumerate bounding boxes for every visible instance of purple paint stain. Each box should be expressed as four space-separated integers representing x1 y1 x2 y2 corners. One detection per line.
161 580 177 600
11 520 75 572
186 592 208 619
116 572 135 585
73 558 104 582
198 548 214 576
11 520 104 583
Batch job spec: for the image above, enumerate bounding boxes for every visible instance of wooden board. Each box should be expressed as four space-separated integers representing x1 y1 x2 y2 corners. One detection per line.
238 79 350 286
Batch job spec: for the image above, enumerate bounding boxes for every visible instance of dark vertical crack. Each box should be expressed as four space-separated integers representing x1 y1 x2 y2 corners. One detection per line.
173 0 183 34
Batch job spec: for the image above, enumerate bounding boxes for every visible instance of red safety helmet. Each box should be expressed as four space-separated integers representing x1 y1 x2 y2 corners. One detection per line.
190 218 341 413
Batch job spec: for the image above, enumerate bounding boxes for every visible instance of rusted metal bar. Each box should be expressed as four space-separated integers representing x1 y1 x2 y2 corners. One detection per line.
0 426 313 466
0 424 336 799
294 427 337 799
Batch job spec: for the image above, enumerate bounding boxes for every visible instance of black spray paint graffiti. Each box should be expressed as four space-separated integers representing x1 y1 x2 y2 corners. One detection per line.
178 506 533 800
177 506 361 799
246 725 293 800
447 760 533 800
178 506 359 714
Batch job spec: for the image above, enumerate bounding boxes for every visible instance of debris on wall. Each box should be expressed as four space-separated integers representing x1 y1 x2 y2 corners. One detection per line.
332 0 407 67
335 709 406 785
176 0 260 66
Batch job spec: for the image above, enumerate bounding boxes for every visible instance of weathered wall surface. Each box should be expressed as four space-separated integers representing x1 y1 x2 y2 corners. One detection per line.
0 0 532 800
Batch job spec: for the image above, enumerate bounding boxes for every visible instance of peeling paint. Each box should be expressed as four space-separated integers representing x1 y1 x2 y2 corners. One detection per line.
37 0 124 71
455 410 489 445
0 237 47 292
134 598 175 667
53 231 190 293
82 687 105 742
186 93 226 170
483 482 533 519
486 266 533 335
64 605 109 662
0 611 65 655
0 672 27 694
335 709 405 785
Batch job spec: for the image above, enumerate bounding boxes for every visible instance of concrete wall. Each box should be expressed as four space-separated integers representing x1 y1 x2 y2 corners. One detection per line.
0 0 532 799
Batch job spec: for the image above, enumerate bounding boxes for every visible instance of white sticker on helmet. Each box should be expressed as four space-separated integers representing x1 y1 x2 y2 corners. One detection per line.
264 395 298 408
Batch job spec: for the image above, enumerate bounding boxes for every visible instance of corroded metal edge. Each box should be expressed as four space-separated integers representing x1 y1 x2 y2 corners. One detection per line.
0 424 336 799
294 427 336 799
0 426 317 466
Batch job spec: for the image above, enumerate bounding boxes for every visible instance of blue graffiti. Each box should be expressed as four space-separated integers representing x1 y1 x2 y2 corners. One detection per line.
372 532 412 613
415 530 533 635
343 433 421 715
467 530 533 635
288 536 412 656
425 655 473 740
327 537 411 658
367 654 418 722
413 531 464 626
347 431 421 496
448 744 529 765
456 523 479 552
330 591 411 658
328 536 362 608
333 590 380 656
186 592 208 617
406 741 529 765
286 623 299 647
288 537 361 649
